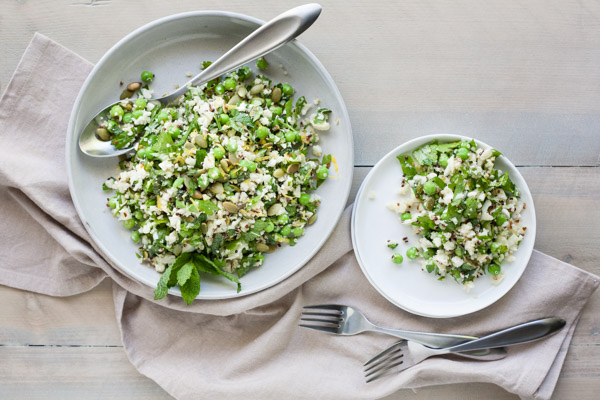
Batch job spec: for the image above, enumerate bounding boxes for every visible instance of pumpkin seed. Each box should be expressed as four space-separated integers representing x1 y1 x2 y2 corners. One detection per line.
209 182 224 194
286 163 300 174
96 127 111 141
200 223 208 234
267 203 284 216
192 190 203 199
255 243 270 252
250 84 264 95
237 87 247 98
120 89 134 100
123 101 133 111
228 153 239 164
172 244 183 256
308 214 318 225
194 134 207 148
126 82 141 92
273 168 285 178
265 245 277 253
271 87 282 103
228 95 241 105
222 201 239 213
220 159 229 171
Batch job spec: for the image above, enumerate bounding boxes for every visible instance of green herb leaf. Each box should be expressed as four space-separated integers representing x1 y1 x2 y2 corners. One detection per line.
176 261 195 287
197 200 219 215
180 267 200 305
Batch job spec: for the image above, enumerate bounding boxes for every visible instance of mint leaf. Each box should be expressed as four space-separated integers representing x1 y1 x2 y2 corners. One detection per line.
397 155 417 179
154 264 175 300
197 200 219 215
176 261 195 287
180 267 200 305
167 253 192 287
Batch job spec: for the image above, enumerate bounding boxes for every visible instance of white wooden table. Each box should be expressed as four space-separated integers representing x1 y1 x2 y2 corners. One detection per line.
1 1 599 398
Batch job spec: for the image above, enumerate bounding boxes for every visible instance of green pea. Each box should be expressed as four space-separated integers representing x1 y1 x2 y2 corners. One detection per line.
130 230 141 243
226 140 238 153
256 57 269 70
406 247 419 260
401 212 412 221
134 210 143 220
264 221 275 233
280 225 292 236
157 110 169 122
122 219 135 230
122 113 133 124
224 78 236 91
167 126 181 139
256 126 269 140
285 131 297 142
105 120 120 134
277 214 289 225
316 165 329 180
110 105 124 120
423 181 437 195
488 264 501 276
219 113 230 125
271 106 282 115
215 84 225 95
495 214 508 226
207 167 221 180
299 193 311 206
456 147 469 160
392 253 404 264
141 71 154 83
282 84 294 96
131 109 144 120
213 146 226 159
293 227 304 237
108 198 117 209
198 174 209 189
439 153 449 167
239 159 256 172
134 97 147 110
460 141 471 149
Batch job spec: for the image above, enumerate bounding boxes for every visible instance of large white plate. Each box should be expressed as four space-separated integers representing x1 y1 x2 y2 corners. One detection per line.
66 11 353 299
352 134 535 318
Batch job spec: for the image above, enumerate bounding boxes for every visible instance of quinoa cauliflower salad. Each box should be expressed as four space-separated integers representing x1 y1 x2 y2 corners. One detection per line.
387 139 527 290
101 61 334 304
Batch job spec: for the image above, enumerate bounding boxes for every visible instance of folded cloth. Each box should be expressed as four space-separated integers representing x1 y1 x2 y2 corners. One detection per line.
0 33 598 400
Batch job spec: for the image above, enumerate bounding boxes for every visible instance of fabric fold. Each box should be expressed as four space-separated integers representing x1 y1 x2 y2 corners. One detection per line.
1 33 598 400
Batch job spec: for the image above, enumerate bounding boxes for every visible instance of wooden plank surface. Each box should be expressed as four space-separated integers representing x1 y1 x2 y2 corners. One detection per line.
1 0 599 399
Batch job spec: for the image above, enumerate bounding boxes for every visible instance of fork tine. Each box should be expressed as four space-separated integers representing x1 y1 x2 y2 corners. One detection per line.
302 304 344 312
298 324 338 333
301 311 342 318
365 359 405 383
363 341 404 367
299 317 341 324
364 352 403 375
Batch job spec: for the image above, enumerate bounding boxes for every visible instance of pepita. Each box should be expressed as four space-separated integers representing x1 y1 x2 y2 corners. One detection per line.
273 168 285 178
126 82 142 92
271 87 282 103
96 127 111 141
120 89 134 100
228 95 241 106
237 87 247 98
267 203 284 216
222 201 239 213
194 134 207 148
192 190 203 199
308 214 318 225
250 84 264 95
286 163 300 174
255 243 270 252
209 182 224 194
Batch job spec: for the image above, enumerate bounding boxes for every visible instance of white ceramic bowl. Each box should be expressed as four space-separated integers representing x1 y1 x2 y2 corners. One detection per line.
352 134 535 318
66 11 353 299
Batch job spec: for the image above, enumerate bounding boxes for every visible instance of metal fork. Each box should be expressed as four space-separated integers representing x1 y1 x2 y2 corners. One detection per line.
363 317 566 382
299 304 478 348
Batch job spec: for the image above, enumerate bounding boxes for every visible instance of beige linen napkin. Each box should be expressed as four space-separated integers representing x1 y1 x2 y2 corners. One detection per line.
1 33 598 400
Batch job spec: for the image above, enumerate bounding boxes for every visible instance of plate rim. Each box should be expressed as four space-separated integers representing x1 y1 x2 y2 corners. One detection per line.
66 10 354 299
351 133 536 318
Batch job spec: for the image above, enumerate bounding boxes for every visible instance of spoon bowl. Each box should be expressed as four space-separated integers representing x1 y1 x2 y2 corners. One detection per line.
78 3 322 157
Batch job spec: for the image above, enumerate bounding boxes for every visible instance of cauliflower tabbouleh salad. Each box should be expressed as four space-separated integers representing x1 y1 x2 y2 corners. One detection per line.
388 139 527 290
102 61 334 304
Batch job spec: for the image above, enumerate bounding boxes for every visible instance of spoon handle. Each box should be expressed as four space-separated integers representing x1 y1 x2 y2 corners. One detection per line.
162 3 322 103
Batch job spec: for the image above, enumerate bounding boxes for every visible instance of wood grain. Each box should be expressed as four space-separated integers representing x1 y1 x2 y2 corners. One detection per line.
1 0 599 399
1 0 599 165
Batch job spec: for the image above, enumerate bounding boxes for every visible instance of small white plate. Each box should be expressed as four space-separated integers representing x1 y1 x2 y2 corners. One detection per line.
351 134 536 318
66 11 353 299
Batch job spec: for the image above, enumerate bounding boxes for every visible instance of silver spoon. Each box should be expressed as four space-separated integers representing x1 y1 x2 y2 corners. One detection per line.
79 3 322 157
